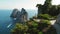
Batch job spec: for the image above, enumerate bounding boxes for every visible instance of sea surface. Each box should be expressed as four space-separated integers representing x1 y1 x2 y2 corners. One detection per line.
0 9 37 34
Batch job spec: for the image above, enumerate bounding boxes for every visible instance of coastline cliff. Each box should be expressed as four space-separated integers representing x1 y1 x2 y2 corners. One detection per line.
10 9 18 18
10 8 28 23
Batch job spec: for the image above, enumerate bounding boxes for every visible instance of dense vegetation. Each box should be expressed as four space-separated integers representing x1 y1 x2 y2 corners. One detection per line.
11 19 56 34
38 14 57 20
36 0 60 16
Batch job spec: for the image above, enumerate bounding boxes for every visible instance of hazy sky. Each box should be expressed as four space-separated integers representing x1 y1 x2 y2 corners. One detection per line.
0 0 60 9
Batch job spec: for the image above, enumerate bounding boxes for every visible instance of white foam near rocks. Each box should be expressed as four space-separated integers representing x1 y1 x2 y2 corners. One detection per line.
7 23 12 28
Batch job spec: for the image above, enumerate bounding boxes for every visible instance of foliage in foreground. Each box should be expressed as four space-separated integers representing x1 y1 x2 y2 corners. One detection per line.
38 14 57 20
11 20 57 34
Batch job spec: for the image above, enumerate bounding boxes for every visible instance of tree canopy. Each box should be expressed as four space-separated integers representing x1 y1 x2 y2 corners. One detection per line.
37 0 60 16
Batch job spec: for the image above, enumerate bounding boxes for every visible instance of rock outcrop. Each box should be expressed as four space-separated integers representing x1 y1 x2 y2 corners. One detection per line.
53 14 60 34
55 14 60 24
10 9 18 18
10 8 28 23
16 8 28 23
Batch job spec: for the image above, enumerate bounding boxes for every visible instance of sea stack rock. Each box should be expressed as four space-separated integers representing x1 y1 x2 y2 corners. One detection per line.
16 8 28 23
10 8 28 23
10 9 18 18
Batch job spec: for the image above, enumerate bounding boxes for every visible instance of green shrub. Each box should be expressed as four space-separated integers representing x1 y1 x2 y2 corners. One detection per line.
38 14 51 20
11 20 56 34
11 23 28 34
38 14 57 20
40 20 51 25
38 31 43 34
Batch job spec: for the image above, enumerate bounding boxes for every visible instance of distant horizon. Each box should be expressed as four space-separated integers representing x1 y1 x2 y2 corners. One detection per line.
0 8 38 10
0 9 38 12
0 0 60 9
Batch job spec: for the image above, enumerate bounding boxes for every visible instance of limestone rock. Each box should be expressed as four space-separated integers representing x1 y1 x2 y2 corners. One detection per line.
10 9 18 18
10 8 28 23
16 8 28 23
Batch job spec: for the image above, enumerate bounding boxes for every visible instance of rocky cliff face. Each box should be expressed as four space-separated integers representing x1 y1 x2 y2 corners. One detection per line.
10 8 28 23
10 9 18 18
55 14 60 24
16 8 28 23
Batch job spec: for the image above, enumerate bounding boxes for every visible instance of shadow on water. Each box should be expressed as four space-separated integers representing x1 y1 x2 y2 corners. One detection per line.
6 18 17 34
7 18 17 29
0 17 17 34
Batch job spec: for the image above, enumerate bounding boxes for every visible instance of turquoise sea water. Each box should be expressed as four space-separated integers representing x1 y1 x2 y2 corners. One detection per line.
0 9 37 34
